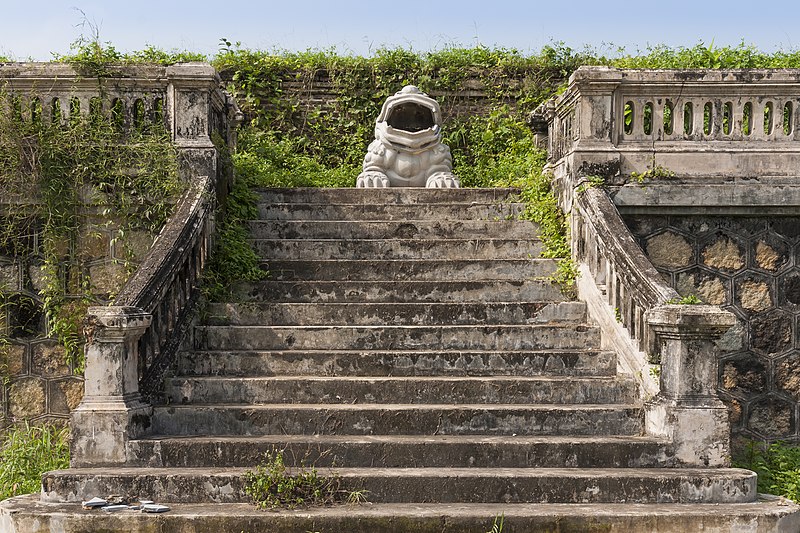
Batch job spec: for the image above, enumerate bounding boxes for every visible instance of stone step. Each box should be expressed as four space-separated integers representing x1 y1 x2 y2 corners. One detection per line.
257 202 525 221
255 186 521 205
204 301 586 327
163 376 637 405
150 403 643 437
260 258 555 281
176 349 618 377
127 434 672 468
40 467 756 504
231 279 568 303
193 324 600 352
8 496 798 533
251 238 543 260
249 219 538 240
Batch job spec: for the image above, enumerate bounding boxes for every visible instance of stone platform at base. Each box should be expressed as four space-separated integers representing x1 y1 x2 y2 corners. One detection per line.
2 493 799 533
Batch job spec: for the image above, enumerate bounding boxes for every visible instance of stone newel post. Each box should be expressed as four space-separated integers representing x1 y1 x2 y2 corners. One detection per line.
644 304 736 467
71 306 152 466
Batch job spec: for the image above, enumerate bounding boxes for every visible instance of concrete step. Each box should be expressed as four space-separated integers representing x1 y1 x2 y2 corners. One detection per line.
251 238 543 260
14 494 800 533
176 349 618 378
40 467 756 504
255 186 521 205
203 301 586 326
150 403 643 437
127 434 672 468
249 219 538 240
257 202 525 221
163 376 637 405
231 279 568 303
261 258 556 281
7 495 798 533
192 324 600 351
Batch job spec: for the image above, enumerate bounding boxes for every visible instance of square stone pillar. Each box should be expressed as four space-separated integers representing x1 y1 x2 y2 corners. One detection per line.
71 306 152 466
644 304 736 467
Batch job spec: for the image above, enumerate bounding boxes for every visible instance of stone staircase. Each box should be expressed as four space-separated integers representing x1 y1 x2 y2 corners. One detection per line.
11 187 798 532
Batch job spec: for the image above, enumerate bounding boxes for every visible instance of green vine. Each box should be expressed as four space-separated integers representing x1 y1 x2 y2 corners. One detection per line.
244 449 353 509
0 83 182 370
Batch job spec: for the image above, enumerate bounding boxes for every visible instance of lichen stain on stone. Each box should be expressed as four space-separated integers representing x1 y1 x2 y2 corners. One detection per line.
722 360 765 393
61 380 84 411
726 398 742 425
750 313 792 355
777 355 800 399
646 232 693 268
755 241 780 271
8 377 46 418
783 274 800 306
702 238 744 271
739 281 772 312
698 277 727 305
89 262 128 295
32 342 69 377
3 343 26 375
748 400 793 438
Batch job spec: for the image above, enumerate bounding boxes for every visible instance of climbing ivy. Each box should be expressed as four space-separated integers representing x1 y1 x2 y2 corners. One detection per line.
0 87 182 370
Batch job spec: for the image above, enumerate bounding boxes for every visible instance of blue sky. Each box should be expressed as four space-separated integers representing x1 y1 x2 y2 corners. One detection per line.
2 0 799 60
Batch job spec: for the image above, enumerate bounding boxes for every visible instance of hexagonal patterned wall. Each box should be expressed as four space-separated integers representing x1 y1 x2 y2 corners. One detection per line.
625 215 800 445
0 218 154 427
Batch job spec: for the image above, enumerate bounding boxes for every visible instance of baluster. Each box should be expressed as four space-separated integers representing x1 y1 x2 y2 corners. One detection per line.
693 99 705 138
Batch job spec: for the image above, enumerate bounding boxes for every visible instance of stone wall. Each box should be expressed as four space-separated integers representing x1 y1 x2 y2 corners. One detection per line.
0 62 239 431
625 214 800 445
216 70 544 124
0 217 156 427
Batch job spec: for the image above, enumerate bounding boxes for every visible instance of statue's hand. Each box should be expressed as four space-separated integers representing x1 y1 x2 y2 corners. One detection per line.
356 171 390 188
425 172 460 189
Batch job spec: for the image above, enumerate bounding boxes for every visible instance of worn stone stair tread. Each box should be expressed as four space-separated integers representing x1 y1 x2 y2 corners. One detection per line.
258 258 556 281
203 301 586 326
249 220 539 240
6 494 799 533
255 186 522 203
163 375 636 405
157 402 641 410
133 433 667 444
40 467 757 504
251 237 543 260
126 434 672 468
176 348 618 377
233 279 568 303
194 324 600 352
257 203 526 221
150 403 644 437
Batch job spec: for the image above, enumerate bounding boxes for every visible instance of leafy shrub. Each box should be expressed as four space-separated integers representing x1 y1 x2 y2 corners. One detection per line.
0 423 70 500
735 440 800 502
244 450 346 509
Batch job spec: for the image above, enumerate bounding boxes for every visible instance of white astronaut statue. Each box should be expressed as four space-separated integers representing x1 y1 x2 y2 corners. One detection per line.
356 85 460 188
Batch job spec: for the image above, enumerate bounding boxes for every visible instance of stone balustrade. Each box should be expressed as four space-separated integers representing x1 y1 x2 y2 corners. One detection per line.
534 67 800 216
541 68 750 465
0 62 241 465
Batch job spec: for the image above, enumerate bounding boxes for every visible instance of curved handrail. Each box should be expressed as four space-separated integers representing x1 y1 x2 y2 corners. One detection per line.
573 185 679 391
113 175 213 398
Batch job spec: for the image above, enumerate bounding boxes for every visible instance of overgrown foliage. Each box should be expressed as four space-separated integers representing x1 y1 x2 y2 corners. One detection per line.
735 440 800 502
244 449 351 509
203 149 268 300
0 422 70 500
0 89 182 369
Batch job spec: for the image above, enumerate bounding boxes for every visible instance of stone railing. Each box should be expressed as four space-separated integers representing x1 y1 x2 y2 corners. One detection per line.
573 187 678 391
539 67 747 466
573 186 735 466
0 63 244 466
533 67 800 214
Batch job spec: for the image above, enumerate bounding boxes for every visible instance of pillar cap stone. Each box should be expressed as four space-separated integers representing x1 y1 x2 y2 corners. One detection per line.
645 304 736 335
